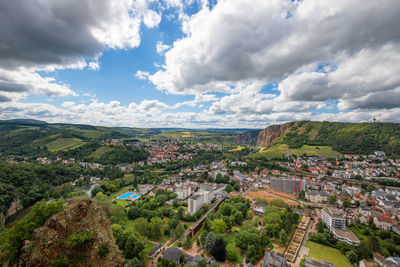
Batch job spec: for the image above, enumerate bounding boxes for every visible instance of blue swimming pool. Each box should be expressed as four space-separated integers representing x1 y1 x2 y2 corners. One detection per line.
118 192 134 199
117 192 140 200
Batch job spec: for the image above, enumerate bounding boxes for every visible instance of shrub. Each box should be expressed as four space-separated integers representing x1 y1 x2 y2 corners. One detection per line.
98 242 109 257
65 231 94 248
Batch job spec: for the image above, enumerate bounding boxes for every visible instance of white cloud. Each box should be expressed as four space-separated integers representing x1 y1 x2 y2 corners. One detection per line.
156 41 171 55
135 70 150 80
0 0 162 101
147 0 400 102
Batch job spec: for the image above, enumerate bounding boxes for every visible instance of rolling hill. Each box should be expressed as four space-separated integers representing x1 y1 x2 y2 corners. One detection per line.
0 120 161 158
236 121 400 157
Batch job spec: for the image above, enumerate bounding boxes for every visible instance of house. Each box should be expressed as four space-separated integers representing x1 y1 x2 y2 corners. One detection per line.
116 163 132 172
148 244 164 258
305 190 329 203
374 216 393 230
359 260 379 267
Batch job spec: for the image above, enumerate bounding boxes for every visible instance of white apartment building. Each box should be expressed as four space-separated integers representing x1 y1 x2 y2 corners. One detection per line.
322 207 360 245
176 184 191 200
188 190 215 213
322 207 346 230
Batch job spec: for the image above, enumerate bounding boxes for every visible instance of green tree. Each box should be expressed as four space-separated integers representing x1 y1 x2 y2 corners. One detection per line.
367 235 380 252
346 250 358 263
279 229 288 246
226 246 238 262
329 195 337 204
149 217 163 240
204 232 216 253
213 219 227 234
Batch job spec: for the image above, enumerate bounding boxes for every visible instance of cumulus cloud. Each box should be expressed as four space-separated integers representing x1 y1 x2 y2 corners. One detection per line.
147 0 400 108
0 0 161 101
277 44 400 109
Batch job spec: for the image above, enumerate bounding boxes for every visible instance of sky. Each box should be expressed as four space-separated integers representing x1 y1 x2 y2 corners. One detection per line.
0 0 400 129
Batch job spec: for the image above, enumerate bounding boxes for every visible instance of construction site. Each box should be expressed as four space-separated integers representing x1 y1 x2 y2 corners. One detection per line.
284 216 311 263
245 186 299 206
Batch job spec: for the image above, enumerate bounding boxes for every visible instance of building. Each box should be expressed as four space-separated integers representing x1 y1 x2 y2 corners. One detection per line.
305 190 329 203
321 207 360 245
359 260 379 267
148 243 164 258
374 151 386 157
188 189 215 213
270 177 305 194
304 256 334 267
322 208 346 230
175 183 191 200
261 251 287 267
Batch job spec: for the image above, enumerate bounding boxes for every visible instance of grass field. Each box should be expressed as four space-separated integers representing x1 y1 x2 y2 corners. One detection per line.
231 146 245 151
255 144 341 159
46 137 85 152
89 146 113 159
305 241 352 267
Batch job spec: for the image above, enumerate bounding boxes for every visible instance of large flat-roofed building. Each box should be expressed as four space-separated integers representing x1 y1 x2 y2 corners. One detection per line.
322 207 346 230
322 207 360 245
188 190 215 213
270 177 305 194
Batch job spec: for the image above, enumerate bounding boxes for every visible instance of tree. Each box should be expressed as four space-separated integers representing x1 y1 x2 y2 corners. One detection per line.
279 229 288 246
200 230 209 245
133 217 148 236
149 217 164 240
211 239 226 262
367 235 380 252
125 233 144 259
329 195 337 204
226 246 238 262
204 232 216 253
213 219 227 234
179 253 186 265
225 184 233 193
235 231 250 251
346 250 358 263
316 219 324 233
356 241 373 260
197 258 207 267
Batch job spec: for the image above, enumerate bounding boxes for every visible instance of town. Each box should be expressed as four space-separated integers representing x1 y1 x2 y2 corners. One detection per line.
3 132 400 267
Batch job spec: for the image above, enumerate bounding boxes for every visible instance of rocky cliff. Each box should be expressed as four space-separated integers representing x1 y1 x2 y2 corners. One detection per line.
236 122 295 147
17 198 124 267
234 130 261 145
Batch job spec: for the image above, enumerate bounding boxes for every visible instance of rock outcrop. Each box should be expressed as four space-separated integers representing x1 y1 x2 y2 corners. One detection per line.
6 198 23 218
18 198 124 267
234 130 261 145
235 122 295 147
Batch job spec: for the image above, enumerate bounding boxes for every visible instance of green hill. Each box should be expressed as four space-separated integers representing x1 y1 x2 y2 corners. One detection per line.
0 121 160 158
237 121 400 157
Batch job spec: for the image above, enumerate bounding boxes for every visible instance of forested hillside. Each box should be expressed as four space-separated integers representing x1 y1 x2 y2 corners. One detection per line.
236 121 400 157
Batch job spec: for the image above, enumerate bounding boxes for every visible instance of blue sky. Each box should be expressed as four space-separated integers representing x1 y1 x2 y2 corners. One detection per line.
1 0 400 128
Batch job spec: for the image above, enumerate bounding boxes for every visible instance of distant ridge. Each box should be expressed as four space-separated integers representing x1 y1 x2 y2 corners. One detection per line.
1 119 48 124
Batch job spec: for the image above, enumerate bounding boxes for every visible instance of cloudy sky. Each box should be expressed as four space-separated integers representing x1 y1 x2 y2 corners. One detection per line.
1 0 399 128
